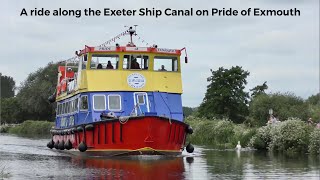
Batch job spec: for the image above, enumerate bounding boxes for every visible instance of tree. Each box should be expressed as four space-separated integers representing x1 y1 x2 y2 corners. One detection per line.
16 62 59 121
0 74 15 98
198 66 250 123
306 93 320 105
249 92 309 126
183 106 196 117
306 93 320 122
250 81 268 98
0 97 24 124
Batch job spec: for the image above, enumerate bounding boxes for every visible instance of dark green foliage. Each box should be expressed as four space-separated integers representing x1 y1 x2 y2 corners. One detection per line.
8 120 54 136
0 75 15 98
306 93 320 122
306 93 320 105
16 62 58 121
185 116 255 148
249 92 309 126
0 97 25 124
183 106 196 117
198 66 250 123
250 81 268 98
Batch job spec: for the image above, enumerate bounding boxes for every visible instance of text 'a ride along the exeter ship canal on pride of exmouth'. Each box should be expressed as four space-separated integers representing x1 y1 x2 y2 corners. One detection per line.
20 7 301 18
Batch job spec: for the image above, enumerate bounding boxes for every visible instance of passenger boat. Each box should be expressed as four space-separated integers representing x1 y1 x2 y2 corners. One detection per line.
47 26 194 156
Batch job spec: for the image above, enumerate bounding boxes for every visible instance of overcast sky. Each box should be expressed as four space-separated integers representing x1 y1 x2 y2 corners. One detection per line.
1 0 319 107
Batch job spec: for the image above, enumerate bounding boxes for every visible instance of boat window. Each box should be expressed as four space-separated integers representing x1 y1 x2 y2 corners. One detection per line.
69 101 72 114
137 94 145 104
80 96 88 111
108 95 121 111
59 104 62 115
74 98 79 112
154 56 178 72
70 100 74 113
61 104 63 115
90 54 119 69
61 103 65 114
57 104 60 115
93 95 106 111
123 55 149 70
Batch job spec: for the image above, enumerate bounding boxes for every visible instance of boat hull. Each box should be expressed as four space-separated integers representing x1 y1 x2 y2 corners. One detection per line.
51 116 188 156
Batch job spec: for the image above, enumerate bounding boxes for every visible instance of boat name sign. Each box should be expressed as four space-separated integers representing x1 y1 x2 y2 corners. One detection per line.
127 73 146 88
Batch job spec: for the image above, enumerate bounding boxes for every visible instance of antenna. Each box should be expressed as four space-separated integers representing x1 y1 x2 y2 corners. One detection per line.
128 26 137 45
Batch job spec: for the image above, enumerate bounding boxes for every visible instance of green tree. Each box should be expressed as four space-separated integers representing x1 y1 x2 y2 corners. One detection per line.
183 106 196 117
0 74 15 98
198 66 250 123
306 93 320 105
249 92 309 126
250 81 268 98
0 97 24 124
16 62 58 121
306 93 320 122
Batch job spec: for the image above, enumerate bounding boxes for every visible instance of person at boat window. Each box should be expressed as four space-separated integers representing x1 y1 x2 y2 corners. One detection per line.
106 61 114 69
131 59 140 69
159 65 167 71
97 64 103 69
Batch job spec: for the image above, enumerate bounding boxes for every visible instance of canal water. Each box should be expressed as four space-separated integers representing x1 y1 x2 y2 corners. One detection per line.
0 134 319 179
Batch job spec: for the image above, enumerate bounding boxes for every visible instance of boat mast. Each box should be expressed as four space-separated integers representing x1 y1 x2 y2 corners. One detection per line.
127 25 137 46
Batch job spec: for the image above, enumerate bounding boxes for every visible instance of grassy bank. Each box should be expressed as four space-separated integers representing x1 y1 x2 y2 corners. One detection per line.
185 116 320 154
8 120 54 137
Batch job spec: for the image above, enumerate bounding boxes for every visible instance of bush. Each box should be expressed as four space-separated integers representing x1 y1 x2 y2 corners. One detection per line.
0 124 10 133
249 125 274 150
269 118 312 153
308 129 320 154
250 118 313 153
8 120 54 137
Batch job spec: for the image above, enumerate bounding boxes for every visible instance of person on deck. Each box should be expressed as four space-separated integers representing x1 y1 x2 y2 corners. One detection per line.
97 64 102 69
106 61 114 69
159 65 167 71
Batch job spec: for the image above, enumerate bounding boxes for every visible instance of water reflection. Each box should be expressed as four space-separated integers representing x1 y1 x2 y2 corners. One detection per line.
203 149 320 179
71 156 185 180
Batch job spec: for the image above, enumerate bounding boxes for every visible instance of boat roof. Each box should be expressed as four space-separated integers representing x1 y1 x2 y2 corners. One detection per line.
78 45 182 56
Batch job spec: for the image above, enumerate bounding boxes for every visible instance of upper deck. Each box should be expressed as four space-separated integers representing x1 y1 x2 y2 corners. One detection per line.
56 45 185 101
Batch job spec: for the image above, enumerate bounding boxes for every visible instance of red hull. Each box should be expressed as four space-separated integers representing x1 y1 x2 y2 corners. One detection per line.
52 116 187 156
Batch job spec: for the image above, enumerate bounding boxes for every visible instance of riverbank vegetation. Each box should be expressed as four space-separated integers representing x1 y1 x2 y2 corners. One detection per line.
186 116 320 154
7 120 54 137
